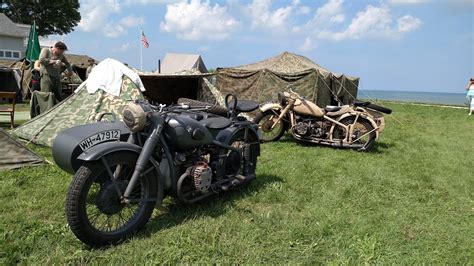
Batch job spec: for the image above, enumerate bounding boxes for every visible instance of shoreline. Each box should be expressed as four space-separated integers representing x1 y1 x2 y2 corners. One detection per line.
359 98 468 109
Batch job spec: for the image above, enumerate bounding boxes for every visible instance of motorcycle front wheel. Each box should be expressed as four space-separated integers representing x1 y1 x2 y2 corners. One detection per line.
65 151 158 247
254 110 288 142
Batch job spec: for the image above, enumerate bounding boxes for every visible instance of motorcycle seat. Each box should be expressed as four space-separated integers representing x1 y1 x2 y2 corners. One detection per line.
325 105 351 116
324 106 341 112
199 117 232 129
230 100 260 112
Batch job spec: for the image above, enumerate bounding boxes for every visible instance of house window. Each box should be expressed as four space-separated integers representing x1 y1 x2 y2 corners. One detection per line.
0 49 21 59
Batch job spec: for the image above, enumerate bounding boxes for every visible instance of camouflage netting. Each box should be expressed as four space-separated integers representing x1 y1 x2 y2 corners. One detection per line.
12 75 144 147
0 129 44 170
197 75 225 106
215 51 359 106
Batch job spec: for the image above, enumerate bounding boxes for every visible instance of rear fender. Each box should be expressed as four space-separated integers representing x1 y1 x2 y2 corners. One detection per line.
216 125 261 156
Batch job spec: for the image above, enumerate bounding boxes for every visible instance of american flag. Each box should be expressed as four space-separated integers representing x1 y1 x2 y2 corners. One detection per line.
141 30 149 48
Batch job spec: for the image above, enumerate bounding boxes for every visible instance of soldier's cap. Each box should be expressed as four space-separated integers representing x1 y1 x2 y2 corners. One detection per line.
54 41 68 50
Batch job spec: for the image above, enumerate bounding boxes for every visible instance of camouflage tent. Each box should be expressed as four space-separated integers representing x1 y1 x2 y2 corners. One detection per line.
216 51 359 106
12 76 144 146
0 129 44 170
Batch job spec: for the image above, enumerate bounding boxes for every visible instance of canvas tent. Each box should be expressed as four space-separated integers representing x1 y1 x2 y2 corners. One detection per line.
0 129 44 170
216 51 359 106
67 54 98 80
13 59 145 146
140 69 216 104
159 53 208 74
0 66 23 102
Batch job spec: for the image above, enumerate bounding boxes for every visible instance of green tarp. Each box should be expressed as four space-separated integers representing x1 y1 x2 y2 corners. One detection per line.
12 76 144 147
215 51 359 106
0 129 44 170
30 91 57 118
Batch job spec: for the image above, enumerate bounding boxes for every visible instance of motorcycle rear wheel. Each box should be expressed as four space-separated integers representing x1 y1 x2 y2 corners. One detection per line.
65 151 158 247
254 110 288 142
332 117 376 151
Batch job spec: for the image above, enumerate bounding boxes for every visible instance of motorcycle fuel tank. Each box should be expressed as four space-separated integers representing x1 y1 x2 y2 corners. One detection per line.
293 99 325 117
164 115 214 150
52 121 132 174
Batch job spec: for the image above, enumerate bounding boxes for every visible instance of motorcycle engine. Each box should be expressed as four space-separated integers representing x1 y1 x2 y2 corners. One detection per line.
294 121 310 136
310 121 327 138
189 162 212 193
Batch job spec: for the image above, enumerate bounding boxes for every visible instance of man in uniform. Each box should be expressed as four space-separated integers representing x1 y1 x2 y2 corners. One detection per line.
39 41 73 102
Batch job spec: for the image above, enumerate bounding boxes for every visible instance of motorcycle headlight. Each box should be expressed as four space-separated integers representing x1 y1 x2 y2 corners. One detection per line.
123 102 147 132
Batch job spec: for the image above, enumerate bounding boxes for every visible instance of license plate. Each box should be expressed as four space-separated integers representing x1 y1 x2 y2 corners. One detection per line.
79 130 120 151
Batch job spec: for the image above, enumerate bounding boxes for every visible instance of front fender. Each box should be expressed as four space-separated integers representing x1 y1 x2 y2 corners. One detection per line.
259 102 283 113
77 141 142 161
76 141 168 197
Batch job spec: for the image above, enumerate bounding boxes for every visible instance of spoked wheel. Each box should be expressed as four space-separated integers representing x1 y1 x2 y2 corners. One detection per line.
254 110 288 142
332 117 376 151
66 151 159 247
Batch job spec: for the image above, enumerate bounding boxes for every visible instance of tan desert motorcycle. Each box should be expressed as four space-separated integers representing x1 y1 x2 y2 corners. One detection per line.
254 89 392 151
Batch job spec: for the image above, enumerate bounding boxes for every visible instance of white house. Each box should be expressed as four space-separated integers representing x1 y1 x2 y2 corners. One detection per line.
0 13 30 61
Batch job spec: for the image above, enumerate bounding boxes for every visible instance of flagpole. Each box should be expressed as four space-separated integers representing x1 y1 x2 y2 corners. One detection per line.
140 29 143 71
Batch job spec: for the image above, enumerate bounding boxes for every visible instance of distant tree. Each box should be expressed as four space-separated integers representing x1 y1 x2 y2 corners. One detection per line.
208 68 216 73
0 0 81 36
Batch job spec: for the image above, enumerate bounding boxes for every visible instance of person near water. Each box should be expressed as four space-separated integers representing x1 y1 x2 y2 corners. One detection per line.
39 41 73 102
466 78 474 116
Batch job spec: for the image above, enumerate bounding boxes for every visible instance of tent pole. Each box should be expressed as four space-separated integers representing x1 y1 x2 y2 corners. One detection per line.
140 32 143 71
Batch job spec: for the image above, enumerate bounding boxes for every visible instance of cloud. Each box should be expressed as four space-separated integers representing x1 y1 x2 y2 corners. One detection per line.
120 16 145 27
298 5 311 15
315 4 422 41
298 37 316 52
103 15 145 38
397 15 422 33
78 0 145 38
388 0 429 5
247 0 300 31
113 42 132 53
309 0 345 28
160 0 239 41
123 0 177 4
78 0 121 32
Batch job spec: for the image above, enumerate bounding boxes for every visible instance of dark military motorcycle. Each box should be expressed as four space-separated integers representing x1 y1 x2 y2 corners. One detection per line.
52 95 260 247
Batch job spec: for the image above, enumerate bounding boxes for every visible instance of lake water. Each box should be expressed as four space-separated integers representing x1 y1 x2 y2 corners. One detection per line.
359 90 468 106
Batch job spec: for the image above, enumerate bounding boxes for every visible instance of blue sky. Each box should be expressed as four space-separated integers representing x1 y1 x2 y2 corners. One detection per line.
45 0 473 93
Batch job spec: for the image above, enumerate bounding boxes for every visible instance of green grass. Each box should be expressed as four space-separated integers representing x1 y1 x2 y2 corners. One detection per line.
0 103 30 112
1 102 473 264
